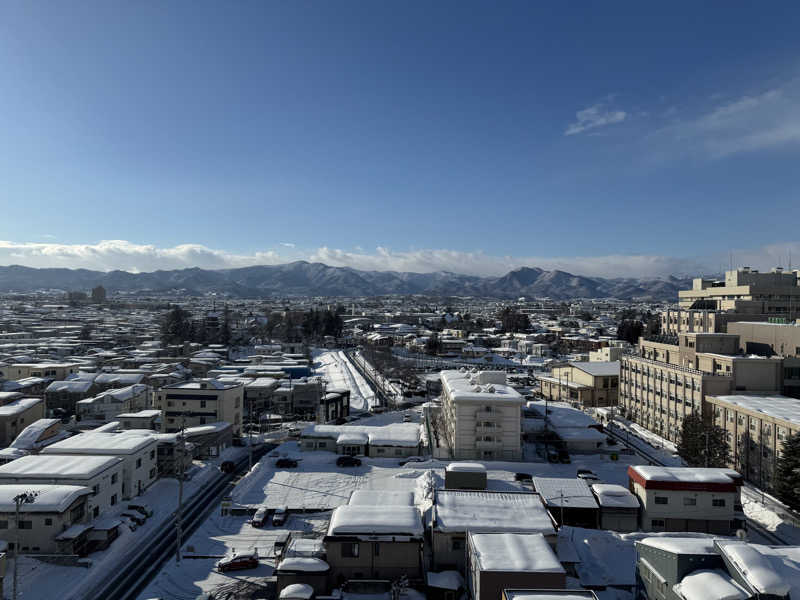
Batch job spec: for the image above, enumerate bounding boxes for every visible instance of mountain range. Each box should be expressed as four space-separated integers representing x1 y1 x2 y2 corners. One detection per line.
0 263 689 300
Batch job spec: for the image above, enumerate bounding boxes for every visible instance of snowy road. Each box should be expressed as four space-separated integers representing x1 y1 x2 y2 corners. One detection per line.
313 349 377 411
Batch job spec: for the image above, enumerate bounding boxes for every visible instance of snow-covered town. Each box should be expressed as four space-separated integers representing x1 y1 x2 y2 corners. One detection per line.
0 266 800 600
5 4 800 599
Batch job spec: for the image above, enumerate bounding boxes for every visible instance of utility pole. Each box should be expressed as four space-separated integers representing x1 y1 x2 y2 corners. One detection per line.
13 491 38 600
248 395 254 471
175 413 186 565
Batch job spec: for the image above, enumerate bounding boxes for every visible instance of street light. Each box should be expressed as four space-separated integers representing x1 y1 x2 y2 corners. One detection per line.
13 490 38 600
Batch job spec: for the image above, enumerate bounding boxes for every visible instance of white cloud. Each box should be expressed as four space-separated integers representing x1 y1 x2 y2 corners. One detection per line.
652 84 800 158
1 239 797 279
279 242 296 248
565 102 627 136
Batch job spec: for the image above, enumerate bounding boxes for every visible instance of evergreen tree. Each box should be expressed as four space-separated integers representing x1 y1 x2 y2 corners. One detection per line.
677 413 729 468
161 305 192 345
424 333 442 355
775 432 800 511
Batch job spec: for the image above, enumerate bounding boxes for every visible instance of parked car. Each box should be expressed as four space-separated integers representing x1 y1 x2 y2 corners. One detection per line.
251 506 268 528
514 472 532 482
546 448 560 463
402 413 412 423
220 460 236 473
577 469 600 482
127 502 153 518
276 458 299 468
272 507 288 526
398 456 425 466
121 510 146 526
336 455 362 467
217 551 259 572
558 449 571 464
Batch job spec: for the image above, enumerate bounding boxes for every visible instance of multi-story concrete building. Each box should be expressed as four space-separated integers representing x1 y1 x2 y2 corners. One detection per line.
539 361 619 409
727 320 800 398
662 267 800 335
706 393 800 491
440 370 524 460
1 363 80 381
154 379 243 434
619 332 782 443
0 398 45 446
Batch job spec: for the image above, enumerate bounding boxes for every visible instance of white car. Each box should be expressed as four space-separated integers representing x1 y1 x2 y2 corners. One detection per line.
272 507 288 526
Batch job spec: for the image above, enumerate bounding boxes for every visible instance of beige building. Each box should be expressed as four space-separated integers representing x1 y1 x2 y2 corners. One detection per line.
440 370 524 461
539 361 619 409
662 267 800 335
628 465 743 534
707 393 800 492
0 398 45 446
619 332 783 443
154 379 243 434
726 320 800 398
0 484 92 555
1 363 80 381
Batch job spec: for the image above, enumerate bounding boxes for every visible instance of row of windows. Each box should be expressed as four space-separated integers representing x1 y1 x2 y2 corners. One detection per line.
654 496 725 507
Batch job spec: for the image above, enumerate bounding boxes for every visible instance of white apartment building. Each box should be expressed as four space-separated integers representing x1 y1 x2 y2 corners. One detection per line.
440 370 524 460
75 384 150 422
41 431 158 499
0 454 124 518
628 465 743 535
154 379 243 434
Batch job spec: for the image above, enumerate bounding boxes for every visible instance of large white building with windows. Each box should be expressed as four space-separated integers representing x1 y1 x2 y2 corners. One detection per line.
440 370 524 461
154 379 243 434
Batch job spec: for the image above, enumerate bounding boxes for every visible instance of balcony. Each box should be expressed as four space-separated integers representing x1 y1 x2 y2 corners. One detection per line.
476 423 502 434
476 439 503 449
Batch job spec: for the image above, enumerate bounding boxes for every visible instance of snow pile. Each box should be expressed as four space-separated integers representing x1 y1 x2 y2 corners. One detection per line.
674 569 748 600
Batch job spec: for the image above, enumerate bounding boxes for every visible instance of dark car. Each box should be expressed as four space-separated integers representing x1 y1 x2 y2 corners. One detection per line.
546 448 560 463
275 458 298 468
514 472 532 482
336 455 362 467
217 551 259 572
220 460 236 473
558 449 571 464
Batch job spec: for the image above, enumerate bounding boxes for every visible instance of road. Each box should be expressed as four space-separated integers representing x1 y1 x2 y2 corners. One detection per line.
83 444 274 600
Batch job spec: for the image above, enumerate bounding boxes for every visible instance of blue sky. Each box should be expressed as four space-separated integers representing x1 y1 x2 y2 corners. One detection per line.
1 1 800 277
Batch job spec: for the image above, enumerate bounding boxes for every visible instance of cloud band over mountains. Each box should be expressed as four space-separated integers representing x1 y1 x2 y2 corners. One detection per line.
2 239 798 280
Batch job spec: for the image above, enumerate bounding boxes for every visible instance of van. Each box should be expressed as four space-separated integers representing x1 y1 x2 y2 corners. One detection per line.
251 506 268 528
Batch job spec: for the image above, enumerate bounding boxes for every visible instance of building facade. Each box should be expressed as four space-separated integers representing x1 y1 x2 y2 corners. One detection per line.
155 379 243 434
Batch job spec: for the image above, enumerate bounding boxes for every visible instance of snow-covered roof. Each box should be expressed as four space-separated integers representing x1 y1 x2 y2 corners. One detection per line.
302 423 421 447
280 583 315 599
328 505 423 537
569 361 620 377
440 370 524 404
470 532 565 573
10 418 63 450
504 593 598 600
276 557 330 573
716 540 800 597
94 373 145 386
629 466 741 487
0 484 92 513
532 477 597 509
183 421 232 437
638 537 718 555
337 431 369 445
46 380 94 394
116 409 161 418
41 431 156 455
673 569 748 600
163 379 241 390
434 490 555 535
348 490 414 506
55 522 91 540
590 484 640 509
0 454 122 479
710 394 800 427
446 462 486 473
0 397 42 417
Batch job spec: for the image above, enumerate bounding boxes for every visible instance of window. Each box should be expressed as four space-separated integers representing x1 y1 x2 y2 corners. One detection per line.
651 519 665 528
0 521 7 529
150 468 156 479
136 458 142 468
376 448 386 454
712 499 726 507
342 542 359 558
44 518 53 526
374 542 380 556
18 521 32 530
92 484 99 496
93 507 99 518
683 497 696 506
395 449 402 456
200 400 206 408
654 496 669 505
111 494 117 506
451 537 465 551
111 473 118 484
318 441 327 448
150 450 155 460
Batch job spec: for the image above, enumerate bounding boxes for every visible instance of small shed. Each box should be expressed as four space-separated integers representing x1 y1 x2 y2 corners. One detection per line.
276 557 330 596
467 532 566 600
591 484 639 532
531 477 599 528
445 462 487 490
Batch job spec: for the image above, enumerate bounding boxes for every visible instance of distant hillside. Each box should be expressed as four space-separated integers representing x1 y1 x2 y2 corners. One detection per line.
0 263 690 300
